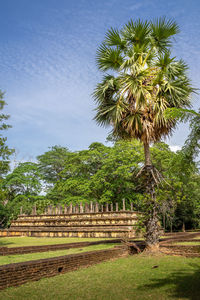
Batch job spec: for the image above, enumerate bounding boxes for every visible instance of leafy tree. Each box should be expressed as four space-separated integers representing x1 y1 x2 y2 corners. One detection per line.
3 162 42 197
165 107 200 161
93 18 194 249
0 91 14 177
47 143 110 204
183 109 200 161
1 162 49 224
0 91 14 226
47 141 144 207
37 146 71 184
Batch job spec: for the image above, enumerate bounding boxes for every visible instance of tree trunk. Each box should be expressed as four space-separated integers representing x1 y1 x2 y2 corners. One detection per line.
182 222 185 232
143 142 160 251
163 213 166 232
144 142 151 166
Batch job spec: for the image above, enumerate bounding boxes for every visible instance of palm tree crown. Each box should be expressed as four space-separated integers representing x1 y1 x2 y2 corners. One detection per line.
93 18 194 147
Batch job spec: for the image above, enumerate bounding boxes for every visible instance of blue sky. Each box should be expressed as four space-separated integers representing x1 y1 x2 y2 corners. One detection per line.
0 0 200 161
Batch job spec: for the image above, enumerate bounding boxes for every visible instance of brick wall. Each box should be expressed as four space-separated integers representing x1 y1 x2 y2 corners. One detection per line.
160 244 200 254
0 246 127 290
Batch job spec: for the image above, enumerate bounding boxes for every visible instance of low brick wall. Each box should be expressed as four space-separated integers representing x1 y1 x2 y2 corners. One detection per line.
160 244 200 254
0 246 127 290
0 239 121 256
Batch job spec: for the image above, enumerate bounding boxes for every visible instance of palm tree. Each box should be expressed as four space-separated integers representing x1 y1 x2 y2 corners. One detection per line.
93 18 194 250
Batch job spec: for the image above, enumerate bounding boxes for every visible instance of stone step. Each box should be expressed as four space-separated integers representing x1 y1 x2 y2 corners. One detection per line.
17 211 140 221
11 220 137 227
12 216 138 223
1 229 135 238
9 225 134 232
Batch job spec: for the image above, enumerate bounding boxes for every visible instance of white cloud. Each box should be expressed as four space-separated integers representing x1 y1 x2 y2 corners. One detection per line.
169 145 182 152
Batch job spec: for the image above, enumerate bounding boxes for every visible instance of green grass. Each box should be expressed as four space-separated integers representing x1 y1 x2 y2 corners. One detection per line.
0 244 117 266
174 241 200 246
0 254 200 299
0 237 112 248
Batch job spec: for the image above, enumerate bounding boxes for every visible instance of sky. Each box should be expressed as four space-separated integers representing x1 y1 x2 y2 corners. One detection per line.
0 0 200 162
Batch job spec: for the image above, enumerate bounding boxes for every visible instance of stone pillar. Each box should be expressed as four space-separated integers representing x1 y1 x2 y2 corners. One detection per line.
73 206 76 213
75 204 79 213
52 207 55 215
48 205 52 215
101 205 104 212
80 202 83 213
95 202 99 213
110 203 113 212
20 206 23 215
32 205 37 215
90 201 93 213
64 205 68 214
59 205 63 214
85 203 89 213
122 199 126 211
130 203 133 211
69 203 73 214
55 205 59 214
106 203 109 212
115 203 118 212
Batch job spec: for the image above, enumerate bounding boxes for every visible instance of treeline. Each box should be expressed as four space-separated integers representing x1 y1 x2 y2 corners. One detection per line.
1 140 200 231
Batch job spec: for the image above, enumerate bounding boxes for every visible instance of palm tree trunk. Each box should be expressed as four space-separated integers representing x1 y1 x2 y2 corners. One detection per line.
144 142 151 166
143 142 160 251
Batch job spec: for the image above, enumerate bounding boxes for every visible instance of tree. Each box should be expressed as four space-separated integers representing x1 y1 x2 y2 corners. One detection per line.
164 107 200 161
0 91 14 226
93 18 194 249
1 162 47 223
37 146 71 184
0 91 14 177
2 162 42 197
47 141 144 207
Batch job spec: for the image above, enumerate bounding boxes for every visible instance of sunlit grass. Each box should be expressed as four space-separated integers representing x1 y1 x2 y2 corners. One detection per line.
0 237 112 248
0 254 200 300
0 244 117 266
174 241 200 246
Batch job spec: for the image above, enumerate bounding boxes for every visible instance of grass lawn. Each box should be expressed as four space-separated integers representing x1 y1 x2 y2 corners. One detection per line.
0 254 200 300
0 237 112 248
174 241 200 246
0 244 117 266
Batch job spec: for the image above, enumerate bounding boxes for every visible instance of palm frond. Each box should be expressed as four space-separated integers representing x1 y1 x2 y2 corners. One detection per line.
150 17 179 52
122 19 150 46
96 44 124 71
164 107 200 122
104 27 126 49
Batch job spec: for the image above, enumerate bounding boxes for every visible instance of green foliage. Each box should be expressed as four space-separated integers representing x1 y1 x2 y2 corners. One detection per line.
1 162 45 225
3 162 42 197
183 108 200 161
47 141 144 209
0 139 199 231
0 91 14 177
0 91 14 226
37 146 71 183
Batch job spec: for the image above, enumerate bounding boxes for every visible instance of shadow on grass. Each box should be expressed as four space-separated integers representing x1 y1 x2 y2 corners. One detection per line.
0 240 13 247
138 262 200 300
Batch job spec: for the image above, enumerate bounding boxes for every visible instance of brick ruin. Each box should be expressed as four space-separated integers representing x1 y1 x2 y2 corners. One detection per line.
0 200 140 238
0 247 128 290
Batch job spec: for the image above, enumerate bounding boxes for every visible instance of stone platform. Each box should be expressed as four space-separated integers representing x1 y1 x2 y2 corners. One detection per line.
0 202 140 238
